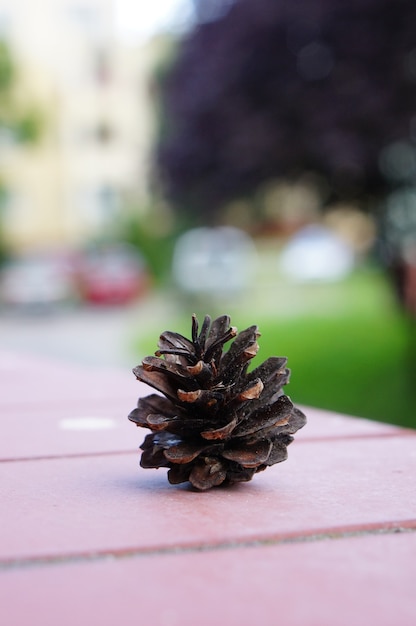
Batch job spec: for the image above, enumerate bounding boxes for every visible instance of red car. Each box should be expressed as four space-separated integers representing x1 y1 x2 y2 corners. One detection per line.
75 244 149 305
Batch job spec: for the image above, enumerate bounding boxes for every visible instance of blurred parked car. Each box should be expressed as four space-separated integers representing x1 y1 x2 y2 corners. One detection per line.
0 252 76 311
172 226 258 296
279 224 355 282
74 243 149 305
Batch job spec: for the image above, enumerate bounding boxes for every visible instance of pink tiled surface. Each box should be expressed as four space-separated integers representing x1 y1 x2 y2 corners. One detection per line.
1 401 136 460
1 351 416 625
0 351 140 407
2 532 416 626
2 435 416 562
1 402 401 462
0 352 401 461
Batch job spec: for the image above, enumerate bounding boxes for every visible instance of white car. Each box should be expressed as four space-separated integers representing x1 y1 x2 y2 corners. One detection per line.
0 253 76 310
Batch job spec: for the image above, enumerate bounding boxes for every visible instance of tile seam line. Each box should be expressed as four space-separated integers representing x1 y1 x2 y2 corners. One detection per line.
1 520 416 572
0 398 132 409
0 450 139 463
2 430 415 464
296 431 416 442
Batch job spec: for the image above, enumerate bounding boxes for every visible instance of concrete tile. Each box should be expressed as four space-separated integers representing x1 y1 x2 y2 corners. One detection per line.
0 351 139 408
1 401 399 461
1 435 415 562
0 352 407 441
1 351 401 461
296 405 402 439
1 531 416 626
1 399 137 460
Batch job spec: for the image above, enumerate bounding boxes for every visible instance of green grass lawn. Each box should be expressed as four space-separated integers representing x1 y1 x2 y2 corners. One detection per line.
133 262 416 429
244 312 413 426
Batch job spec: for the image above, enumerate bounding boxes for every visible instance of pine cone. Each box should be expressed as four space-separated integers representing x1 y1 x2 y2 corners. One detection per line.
128 314 306 490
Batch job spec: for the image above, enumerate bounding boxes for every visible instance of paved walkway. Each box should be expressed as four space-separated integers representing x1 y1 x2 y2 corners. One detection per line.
0 251 396 369
0 291 174 368
1 350 416 625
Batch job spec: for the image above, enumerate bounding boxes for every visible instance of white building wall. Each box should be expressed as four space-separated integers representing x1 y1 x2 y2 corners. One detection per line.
0 0 160 251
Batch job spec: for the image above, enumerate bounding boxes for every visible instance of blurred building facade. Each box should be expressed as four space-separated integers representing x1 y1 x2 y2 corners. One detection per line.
0 0 162 252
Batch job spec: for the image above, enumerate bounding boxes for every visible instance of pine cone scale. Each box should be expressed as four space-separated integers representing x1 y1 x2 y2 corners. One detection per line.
189 460 227 491
130 394 176 419
264 440 290 466
158 331 195 354
133 366 180 402
222 440 273 468
163 443 205 464
146 413 177 431
201 416 238 440
232 395 293 438
248 356 288 382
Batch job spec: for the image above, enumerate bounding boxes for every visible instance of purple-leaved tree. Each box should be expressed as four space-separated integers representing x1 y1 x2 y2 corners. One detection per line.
156 0 416 218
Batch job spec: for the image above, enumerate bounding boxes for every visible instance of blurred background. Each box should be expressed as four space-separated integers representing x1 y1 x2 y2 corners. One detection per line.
0 0 415 427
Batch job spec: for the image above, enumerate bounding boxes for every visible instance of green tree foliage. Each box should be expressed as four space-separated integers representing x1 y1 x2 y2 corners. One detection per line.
0 39 44 262
0 39 43 144
0 40 14 91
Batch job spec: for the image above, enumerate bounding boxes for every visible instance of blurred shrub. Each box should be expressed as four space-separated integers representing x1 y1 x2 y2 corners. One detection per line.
134 264 416 428
119 210 182 285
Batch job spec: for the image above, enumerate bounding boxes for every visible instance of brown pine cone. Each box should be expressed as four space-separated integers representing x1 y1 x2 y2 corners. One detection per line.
128 314 306 490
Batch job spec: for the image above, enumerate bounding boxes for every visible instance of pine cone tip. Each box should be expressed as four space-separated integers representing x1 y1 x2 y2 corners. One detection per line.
128 314 306 490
